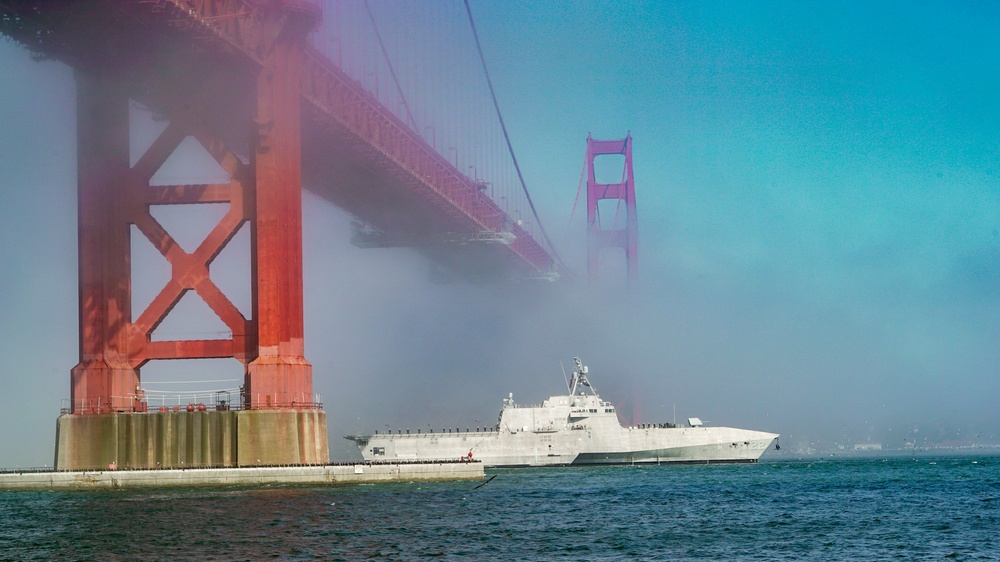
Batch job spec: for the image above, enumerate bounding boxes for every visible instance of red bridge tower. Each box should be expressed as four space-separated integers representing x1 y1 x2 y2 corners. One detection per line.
586 133 638 283
54 0 328 470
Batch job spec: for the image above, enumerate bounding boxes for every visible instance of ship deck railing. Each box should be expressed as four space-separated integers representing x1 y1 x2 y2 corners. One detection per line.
374 427 501 436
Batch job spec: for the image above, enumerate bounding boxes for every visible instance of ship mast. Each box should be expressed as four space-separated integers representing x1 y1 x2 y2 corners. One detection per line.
568 357 597 396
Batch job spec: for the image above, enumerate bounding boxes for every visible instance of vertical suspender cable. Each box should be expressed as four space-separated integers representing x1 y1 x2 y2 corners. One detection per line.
463 0 566 273
364 0 419 132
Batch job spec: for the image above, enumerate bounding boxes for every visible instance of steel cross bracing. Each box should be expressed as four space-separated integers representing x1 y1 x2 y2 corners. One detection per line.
127 109 255 367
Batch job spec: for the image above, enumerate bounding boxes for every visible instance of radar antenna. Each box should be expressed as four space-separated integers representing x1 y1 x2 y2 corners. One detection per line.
568 357 597 396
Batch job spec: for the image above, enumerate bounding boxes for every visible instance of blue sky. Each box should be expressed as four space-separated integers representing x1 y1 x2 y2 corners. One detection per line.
0 1 997 465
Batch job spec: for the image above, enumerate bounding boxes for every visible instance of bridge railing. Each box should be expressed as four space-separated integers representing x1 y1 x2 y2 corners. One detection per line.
62 393 324 415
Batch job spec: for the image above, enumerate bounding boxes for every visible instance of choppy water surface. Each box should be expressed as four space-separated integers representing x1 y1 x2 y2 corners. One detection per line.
2 455 998 560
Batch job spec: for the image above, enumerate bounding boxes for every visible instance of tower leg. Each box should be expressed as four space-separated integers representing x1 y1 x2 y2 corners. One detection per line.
71 71 139 414
245 15 314 409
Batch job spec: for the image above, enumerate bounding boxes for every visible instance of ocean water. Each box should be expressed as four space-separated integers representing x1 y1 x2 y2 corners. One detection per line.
1 455 998 561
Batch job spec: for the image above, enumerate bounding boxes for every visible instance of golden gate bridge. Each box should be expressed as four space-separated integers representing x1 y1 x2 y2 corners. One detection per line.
0 0 636 469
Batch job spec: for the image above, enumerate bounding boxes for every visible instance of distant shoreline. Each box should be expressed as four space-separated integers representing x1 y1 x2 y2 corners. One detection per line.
763 445 1000 460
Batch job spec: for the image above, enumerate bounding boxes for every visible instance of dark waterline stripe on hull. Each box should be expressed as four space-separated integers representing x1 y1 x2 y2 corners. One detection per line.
482 458 758 468
571 453 757 465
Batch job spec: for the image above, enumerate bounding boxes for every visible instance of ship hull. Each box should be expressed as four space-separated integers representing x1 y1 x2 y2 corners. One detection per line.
350 426 777 468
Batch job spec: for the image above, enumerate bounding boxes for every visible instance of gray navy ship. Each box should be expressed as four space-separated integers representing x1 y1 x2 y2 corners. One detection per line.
346 358 779 467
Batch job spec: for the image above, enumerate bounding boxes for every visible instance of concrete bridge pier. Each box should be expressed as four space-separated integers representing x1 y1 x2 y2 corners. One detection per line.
55 410 328 471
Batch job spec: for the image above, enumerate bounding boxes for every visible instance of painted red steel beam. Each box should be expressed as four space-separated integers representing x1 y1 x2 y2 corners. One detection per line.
242 5 315 408
71 72 139 414
126 116 256 370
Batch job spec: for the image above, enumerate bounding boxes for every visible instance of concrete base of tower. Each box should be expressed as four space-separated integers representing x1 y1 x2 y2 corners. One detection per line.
54 409 329 470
